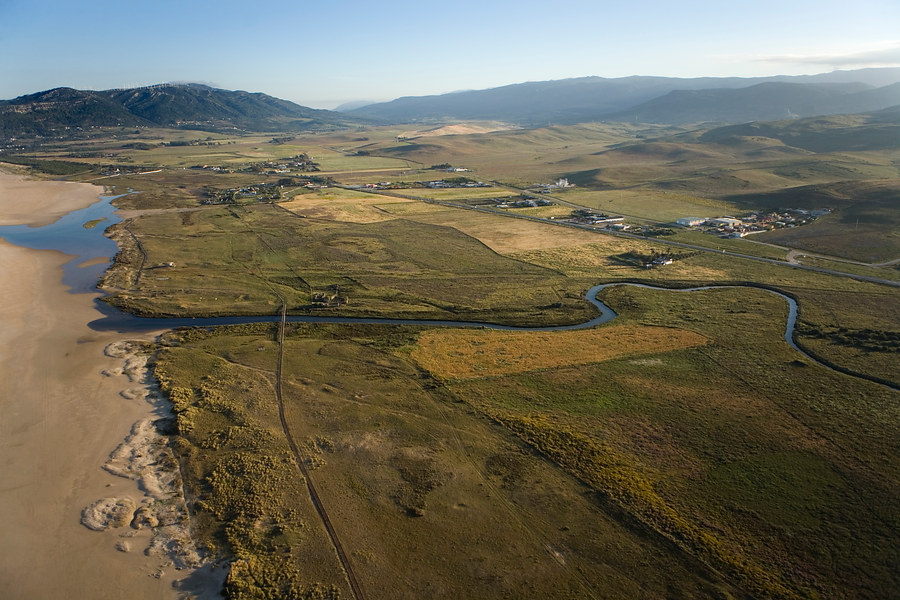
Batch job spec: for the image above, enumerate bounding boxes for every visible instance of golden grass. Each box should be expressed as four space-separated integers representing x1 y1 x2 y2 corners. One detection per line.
280 191 399 223
408 209 605 253
411 325 708 379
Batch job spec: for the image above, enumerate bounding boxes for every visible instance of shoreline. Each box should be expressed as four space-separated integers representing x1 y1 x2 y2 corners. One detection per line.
0 168 223 599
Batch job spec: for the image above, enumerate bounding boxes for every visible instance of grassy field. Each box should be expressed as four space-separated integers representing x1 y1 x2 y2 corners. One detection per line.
438 286 900 599
153 288 899 599
552 188 741 222
412 325 708 379
155 323 744 600
9 118 899 599
103 202 597 326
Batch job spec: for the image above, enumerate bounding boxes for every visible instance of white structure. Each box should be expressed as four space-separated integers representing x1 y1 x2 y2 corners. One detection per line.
676 217 706 227
710 217 742 227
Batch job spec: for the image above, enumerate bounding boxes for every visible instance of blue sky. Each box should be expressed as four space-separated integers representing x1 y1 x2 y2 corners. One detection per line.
2 0 899 108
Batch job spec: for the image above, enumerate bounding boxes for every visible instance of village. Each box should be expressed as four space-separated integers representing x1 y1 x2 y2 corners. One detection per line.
191 153 319 176
675 208 831 237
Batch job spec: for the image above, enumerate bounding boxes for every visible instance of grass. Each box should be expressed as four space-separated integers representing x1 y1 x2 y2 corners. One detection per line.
793 255 900 281
155 322 744 600
664 229 793 260
153 324 351 599
11 119 899 599
554 189 740 222
103 202 597 326
755 212 900 263
411 325 707 379
83 217 107 229
438 286 900 599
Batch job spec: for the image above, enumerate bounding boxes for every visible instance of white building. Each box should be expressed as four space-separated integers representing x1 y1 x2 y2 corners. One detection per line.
676 217 706 227
710 217 742 227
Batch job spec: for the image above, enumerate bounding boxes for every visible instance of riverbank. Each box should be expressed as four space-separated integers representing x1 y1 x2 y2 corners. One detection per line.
0 169 222 599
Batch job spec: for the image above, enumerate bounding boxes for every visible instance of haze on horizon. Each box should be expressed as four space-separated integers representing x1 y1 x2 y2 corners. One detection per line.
2 0 899 109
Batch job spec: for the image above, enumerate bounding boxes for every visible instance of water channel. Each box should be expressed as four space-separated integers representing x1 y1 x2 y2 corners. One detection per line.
2 194 889 390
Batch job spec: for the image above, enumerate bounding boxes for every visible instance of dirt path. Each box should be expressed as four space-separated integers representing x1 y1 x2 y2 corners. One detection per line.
273 300 367 600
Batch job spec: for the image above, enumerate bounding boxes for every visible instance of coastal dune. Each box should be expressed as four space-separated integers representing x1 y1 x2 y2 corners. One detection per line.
0 169 219 599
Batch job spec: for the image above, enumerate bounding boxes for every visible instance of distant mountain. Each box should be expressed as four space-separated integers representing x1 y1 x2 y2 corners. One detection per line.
612 82 900 124
0 83 368 138
350 69 900 126
334 100 379 112
0 87 149 137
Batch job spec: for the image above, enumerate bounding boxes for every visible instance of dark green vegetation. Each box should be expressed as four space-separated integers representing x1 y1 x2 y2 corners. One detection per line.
5 93 899 598
0 155 95 175
0 83 367 138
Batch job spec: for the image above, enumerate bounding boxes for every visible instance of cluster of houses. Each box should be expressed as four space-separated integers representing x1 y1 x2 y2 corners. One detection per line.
246 154 319 174
191 164 233 173
418 179 490 189
430 163 470 173
676 209 830 237
190 154 319 177
352 178 492 191
202 182 284 204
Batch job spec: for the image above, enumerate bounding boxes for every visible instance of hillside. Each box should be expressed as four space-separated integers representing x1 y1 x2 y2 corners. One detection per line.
616 82 900 124
698 107 900 152
350 69 900 126
0 84 367 138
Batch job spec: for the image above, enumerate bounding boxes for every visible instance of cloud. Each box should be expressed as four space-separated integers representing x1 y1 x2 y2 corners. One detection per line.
758 42 900 68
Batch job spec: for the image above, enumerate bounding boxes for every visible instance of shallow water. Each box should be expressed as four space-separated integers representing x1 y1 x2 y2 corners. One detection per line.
0 195 121 294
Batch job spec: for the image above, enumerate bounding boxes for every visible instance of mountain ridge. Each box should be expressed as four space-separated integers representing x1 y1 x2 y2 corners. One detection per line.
4 69 900 139
0 83 368 138
349 68 900 125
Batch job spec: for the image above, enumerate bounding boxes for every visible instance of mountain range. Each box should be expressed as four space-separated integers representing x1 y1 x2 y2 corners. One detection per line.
348 69 900 125
3 68 900 138
0 83 366 138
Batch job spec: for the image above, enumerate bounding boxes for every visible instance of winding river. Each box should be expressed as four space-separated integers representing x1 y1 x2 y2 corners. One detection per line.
1 194 892 391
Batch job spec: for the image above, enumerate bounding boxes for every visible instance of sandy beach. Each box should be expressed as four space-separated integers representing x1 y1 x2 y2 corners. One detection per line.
0 169 221 599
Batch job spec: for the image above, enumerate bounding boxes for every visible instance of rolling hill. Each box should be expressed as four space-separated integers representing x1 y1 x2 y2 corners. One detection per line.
698 106 900 152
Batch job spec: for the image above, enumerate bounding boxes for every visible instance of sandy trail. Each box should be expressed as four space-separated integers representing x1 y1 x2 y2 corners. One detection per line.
0 169 222 599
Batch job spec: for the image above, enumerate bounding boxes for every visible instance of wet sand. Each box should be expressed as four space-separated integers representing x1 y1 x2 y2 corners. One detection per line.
0 167 108 227
0 170 222 599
